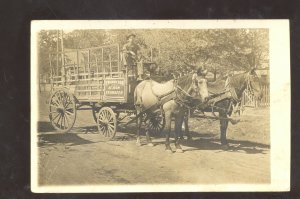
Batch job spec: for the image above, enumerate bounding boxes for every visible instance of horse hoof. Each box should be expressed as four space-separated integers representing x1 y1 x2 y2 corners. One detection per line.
176 148 184 153
147 143 154 147
165 146 173 153
166 149 173 153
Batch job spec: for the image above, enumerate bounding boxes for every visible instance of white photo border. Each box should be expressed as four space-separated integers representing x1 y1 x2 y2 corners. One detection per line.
31 20 290 193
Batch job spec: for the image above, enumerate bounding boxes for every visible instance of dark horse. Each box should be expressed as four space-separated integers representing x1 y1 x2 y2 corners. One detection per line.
200 68 263 147
134 73 209 152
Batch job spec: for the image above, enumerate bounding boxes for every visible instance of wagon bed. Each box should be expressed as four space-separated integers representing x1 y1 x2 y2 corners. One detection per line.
48 43 164 139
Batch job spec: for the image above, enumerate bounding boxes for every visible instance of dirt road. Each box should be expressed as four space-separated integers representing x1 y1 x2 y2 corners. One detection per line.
37 93 270 185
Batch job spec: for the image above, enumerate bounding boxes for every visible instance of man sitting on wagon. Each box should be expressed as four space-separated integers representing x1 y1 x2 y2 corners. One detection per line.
121 34 143 81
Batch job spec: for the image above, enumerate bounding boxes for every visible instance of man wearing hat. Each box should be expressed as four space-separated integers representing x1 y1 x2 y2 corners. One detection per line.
122 34 142 80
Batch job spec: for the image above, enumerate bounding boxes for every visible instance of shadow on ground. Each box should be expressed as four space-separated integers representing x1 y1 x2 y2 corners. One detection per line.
38 121 55 132
150 130 269 154
38 122 102 147
38 121 99 134
38 133 97 147
38 121 269 154
179 131 269 154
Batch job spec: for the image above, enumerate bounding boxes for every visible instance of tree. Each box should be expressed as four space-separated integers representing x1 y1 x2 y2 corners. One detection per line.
38 30 59 74
38 29 269 76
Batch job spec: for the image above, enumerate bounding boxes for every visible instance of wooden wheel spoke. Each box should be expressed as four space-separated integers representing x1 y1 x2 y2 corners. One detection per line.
148 122 154 129
101 127 106 134
50 105 59 111
106 129 110 137
102 127 107 136
98 118 106 124
51 98 60 107
107 123 115 130
49 90 76 133
65 109 74 116
96 107 116 139
60 114 64 128
104 110 109 119
59 92 65 106
64 116 68 129
108 113 115 121
61 116 65 129
56 114 62 127
51 112 60 121
64 114 70 127
107 128 114 136
107 112 112 121
157 121 162 128
53 93 61 103
99 113 104 119
54 113 62 124
50 110 58 114
59 91 64 104
60 92 65 106
55 93 62 105
64 99 71 109
146 113 164 135
98 125 104 132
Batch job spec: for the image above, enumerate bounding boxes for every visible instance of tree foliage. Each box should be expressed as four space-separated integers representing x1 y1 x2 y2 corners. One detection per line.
38 29 269 75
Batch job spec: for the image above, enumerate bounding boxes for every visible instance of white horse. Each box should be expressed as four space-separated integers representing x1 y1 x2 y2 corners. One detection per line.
134 73 209 153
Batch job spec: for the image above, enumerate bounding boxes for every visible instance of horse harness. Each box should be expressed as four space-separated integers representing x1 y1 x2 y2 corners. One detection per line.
206 73 256 117
152 78 200 109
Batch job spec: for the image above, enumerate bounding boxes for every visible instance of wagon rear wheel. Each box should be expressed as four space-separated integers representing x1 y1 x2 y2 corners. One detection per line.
49 90 76 133
145 111 165 135
97 107 117 140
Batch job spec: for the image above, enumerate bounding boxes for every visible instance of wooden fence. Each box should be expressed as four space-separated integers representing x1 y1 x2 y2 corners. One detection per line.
242 85 269 107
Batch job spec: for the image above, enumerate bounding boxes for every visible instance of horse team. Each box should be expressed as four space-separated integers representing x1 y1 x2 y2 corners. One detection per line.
134 68 263 152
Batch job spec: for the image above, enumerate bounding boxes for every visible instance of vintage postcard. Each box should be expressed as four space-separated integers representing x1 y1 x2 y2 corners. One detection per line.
31 20 290 192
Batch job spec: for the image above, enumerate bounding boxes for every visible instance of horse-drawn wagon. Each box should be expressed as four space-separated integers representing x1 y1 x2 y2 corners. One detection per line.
48 43 165 139
47 42 263 150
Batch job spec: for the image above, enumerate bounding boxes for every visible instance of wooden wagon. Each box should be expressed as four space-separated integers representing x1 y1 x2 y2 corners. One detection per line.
48 44 164 139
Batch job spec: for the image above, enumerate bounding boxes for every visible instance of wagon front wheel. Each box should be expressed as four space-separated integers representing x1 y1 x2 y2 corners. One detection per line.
49 90 76 133
97 107 117 140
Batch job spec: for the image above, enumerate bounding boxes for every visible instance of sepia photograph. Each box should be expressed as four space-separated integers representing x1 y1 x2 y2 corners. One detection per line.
31 20 290 192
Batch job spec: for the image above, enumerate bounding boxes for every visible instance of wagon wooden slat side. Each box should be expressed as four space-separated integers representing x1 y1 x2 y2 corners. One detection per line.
48 43 165 139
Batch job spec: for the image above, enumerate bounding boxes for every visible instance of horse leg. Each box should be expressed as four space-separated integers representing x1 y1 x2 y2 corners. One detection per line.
136 107 142 146
164 112 172 153
174 115 184 153
184 115 192 140
219 111 229 149
145 129 154 147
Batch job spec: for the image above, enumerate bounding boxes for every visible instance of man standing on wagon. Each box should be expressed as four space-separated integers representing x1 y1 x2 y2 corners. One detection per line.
122 34 143 81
